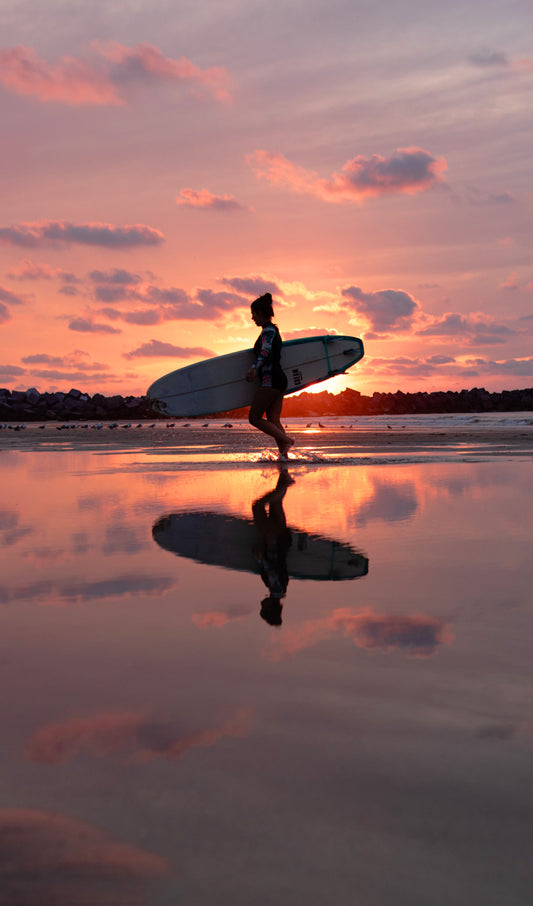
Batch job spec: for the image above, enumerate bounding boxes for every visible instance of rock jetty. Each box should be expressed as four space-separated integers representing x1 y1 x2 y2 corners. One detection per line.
0 388 156 422
1 385 532 422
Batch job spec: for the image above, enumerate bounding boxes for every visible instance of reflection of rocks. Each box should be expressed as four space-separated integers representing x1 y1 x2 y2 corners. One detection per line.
0 808 169 905
0 387 156 422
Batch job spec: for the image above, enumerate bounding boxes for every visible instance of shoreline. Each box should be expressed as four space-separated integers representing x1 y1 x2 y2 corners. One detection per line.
2 421 533 457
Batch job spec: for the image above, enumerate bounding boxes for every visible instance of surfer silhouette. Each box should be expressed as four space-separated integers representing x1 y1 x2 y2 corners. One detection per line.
246 293 294 459
252 469 294 625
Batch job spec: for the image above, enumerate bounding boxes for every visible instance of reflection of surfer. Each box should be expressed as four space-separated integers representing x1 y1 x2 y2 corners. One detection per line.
246 293 294 460
252 470 294 625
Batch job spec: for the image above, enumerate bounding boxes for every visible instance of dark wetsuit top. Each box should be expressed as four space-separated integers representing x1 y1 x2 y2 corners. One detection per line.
253 323 288 393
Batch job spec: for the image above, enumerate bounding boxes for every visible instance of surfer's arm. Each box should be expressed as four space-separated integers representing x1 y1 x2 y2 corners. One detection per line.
254 325 275 370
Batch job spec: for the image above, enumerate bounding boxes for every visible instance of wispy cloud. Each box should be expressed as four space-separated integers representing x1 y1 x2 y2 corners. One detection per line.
220 275 282 297
468 48 533 72
123 339 214 359
7 259 78 281
68 317 122 334
0 285 26 306
0 42 233 105
248 146 447 203
0 220 164 249
176 188 248 211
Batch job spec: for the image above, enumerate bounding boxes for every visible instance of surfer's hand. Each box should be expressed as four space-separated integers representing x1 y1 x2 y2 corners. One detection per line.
246 367 256 382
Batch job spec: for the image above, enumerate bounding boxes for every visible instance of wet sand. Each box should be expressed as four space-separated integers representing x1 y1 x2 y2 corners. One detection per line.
1 421 533 456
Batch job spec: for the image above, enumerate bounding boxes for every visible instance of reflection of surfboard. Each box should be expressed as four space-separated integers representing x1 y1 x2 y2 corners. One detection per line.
147 335 364 417
152 511 368 580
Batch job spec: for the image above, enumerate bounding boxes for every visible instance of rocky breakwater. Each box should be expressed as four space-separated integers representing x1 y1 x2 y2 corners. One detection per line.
0 388 158 422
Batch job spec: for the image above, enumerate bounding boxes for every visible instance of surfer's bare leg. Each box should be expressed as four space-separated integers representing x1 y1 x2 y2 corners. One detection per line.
249 389 294 449
266 394 294 455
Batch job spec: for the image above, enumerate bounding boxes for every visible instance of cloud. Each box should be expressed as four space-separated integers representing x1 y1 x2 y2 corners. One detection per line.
416 312 515 345
468 49 533 72
22 352 109 372
0 364 25 376
68 317 122 334
220 275 282 297
248 146 447 203
95 40 233 103
0 808 169 905
465 186 516 206
267 607 453 661
0 42 232 106
89 267 142 290
176 188 248 211
340 285 420 333
8 259 71 280
0 220 164 249
469 49 510 68
123 339 214 359
0 301 10 324
0 285 26 306
25 707 252 765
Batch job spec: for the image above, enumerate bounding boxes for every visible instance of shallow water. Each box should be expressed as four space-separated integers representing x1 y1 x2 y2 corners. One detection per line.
1 451 532 905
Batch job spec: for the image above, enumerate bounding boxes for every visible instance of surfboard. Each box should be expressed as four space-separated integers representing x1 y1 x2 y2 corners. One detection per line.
152 511 369 581
147 335 364 417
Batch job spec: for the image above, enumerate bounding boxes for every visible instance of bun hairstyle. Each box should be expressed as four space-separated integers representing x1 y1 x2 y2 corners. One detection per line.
251 292 274 319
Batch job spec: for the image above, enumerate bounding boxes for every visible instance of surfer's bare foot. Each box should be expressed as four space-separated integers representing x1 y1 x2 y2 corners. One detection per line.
278 437 294 459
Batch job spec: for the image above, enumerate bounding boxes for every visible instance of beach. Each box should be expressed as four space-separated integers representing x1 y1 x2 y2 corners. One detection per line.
2 414 533 459
1 415 532 905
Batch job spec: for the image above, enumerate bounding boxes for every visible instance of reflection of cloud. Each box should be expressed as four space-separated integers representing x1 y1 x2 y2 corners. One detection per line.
248 146 447 203
26 707 252 764
0 575 175 606
268 608 453 661
356 477 418 526
0 510 34 547
192 607 254 627
0 808 169 905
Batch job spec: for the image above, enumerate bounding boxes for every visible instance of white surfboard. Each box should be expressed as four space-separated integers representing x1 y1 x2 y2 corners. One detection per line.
147 335 364 417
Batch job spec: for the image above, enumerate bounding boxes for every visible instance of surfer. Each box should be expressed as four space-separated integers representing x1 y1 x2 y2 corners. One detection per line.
246 293 294 459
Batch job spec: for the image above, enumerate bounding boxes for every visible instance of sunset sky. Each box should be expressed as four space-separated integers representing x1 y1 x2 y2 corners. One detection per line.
1 0 532 397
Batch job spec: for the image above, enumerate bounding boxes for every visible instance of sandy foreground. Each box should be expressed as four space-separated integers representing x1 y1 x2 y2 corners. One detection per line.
1 421 533 456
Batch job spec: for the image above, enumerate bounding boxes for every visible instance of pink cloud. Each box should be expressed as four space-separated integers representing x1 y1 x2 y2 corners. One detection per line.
68 317 122 334
0 301 11 323
7 259 78 281
220 275 282 297
0 285 26 306
176 188 247 211
0 808 169 905
341 285 420 334
123 339 214 359
248 146 447 203
268 607 453 661
95 41 233 103
0 42 232 106
0 44 121 104
26 707 252 764
0 220 164 249
416 312 515 345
